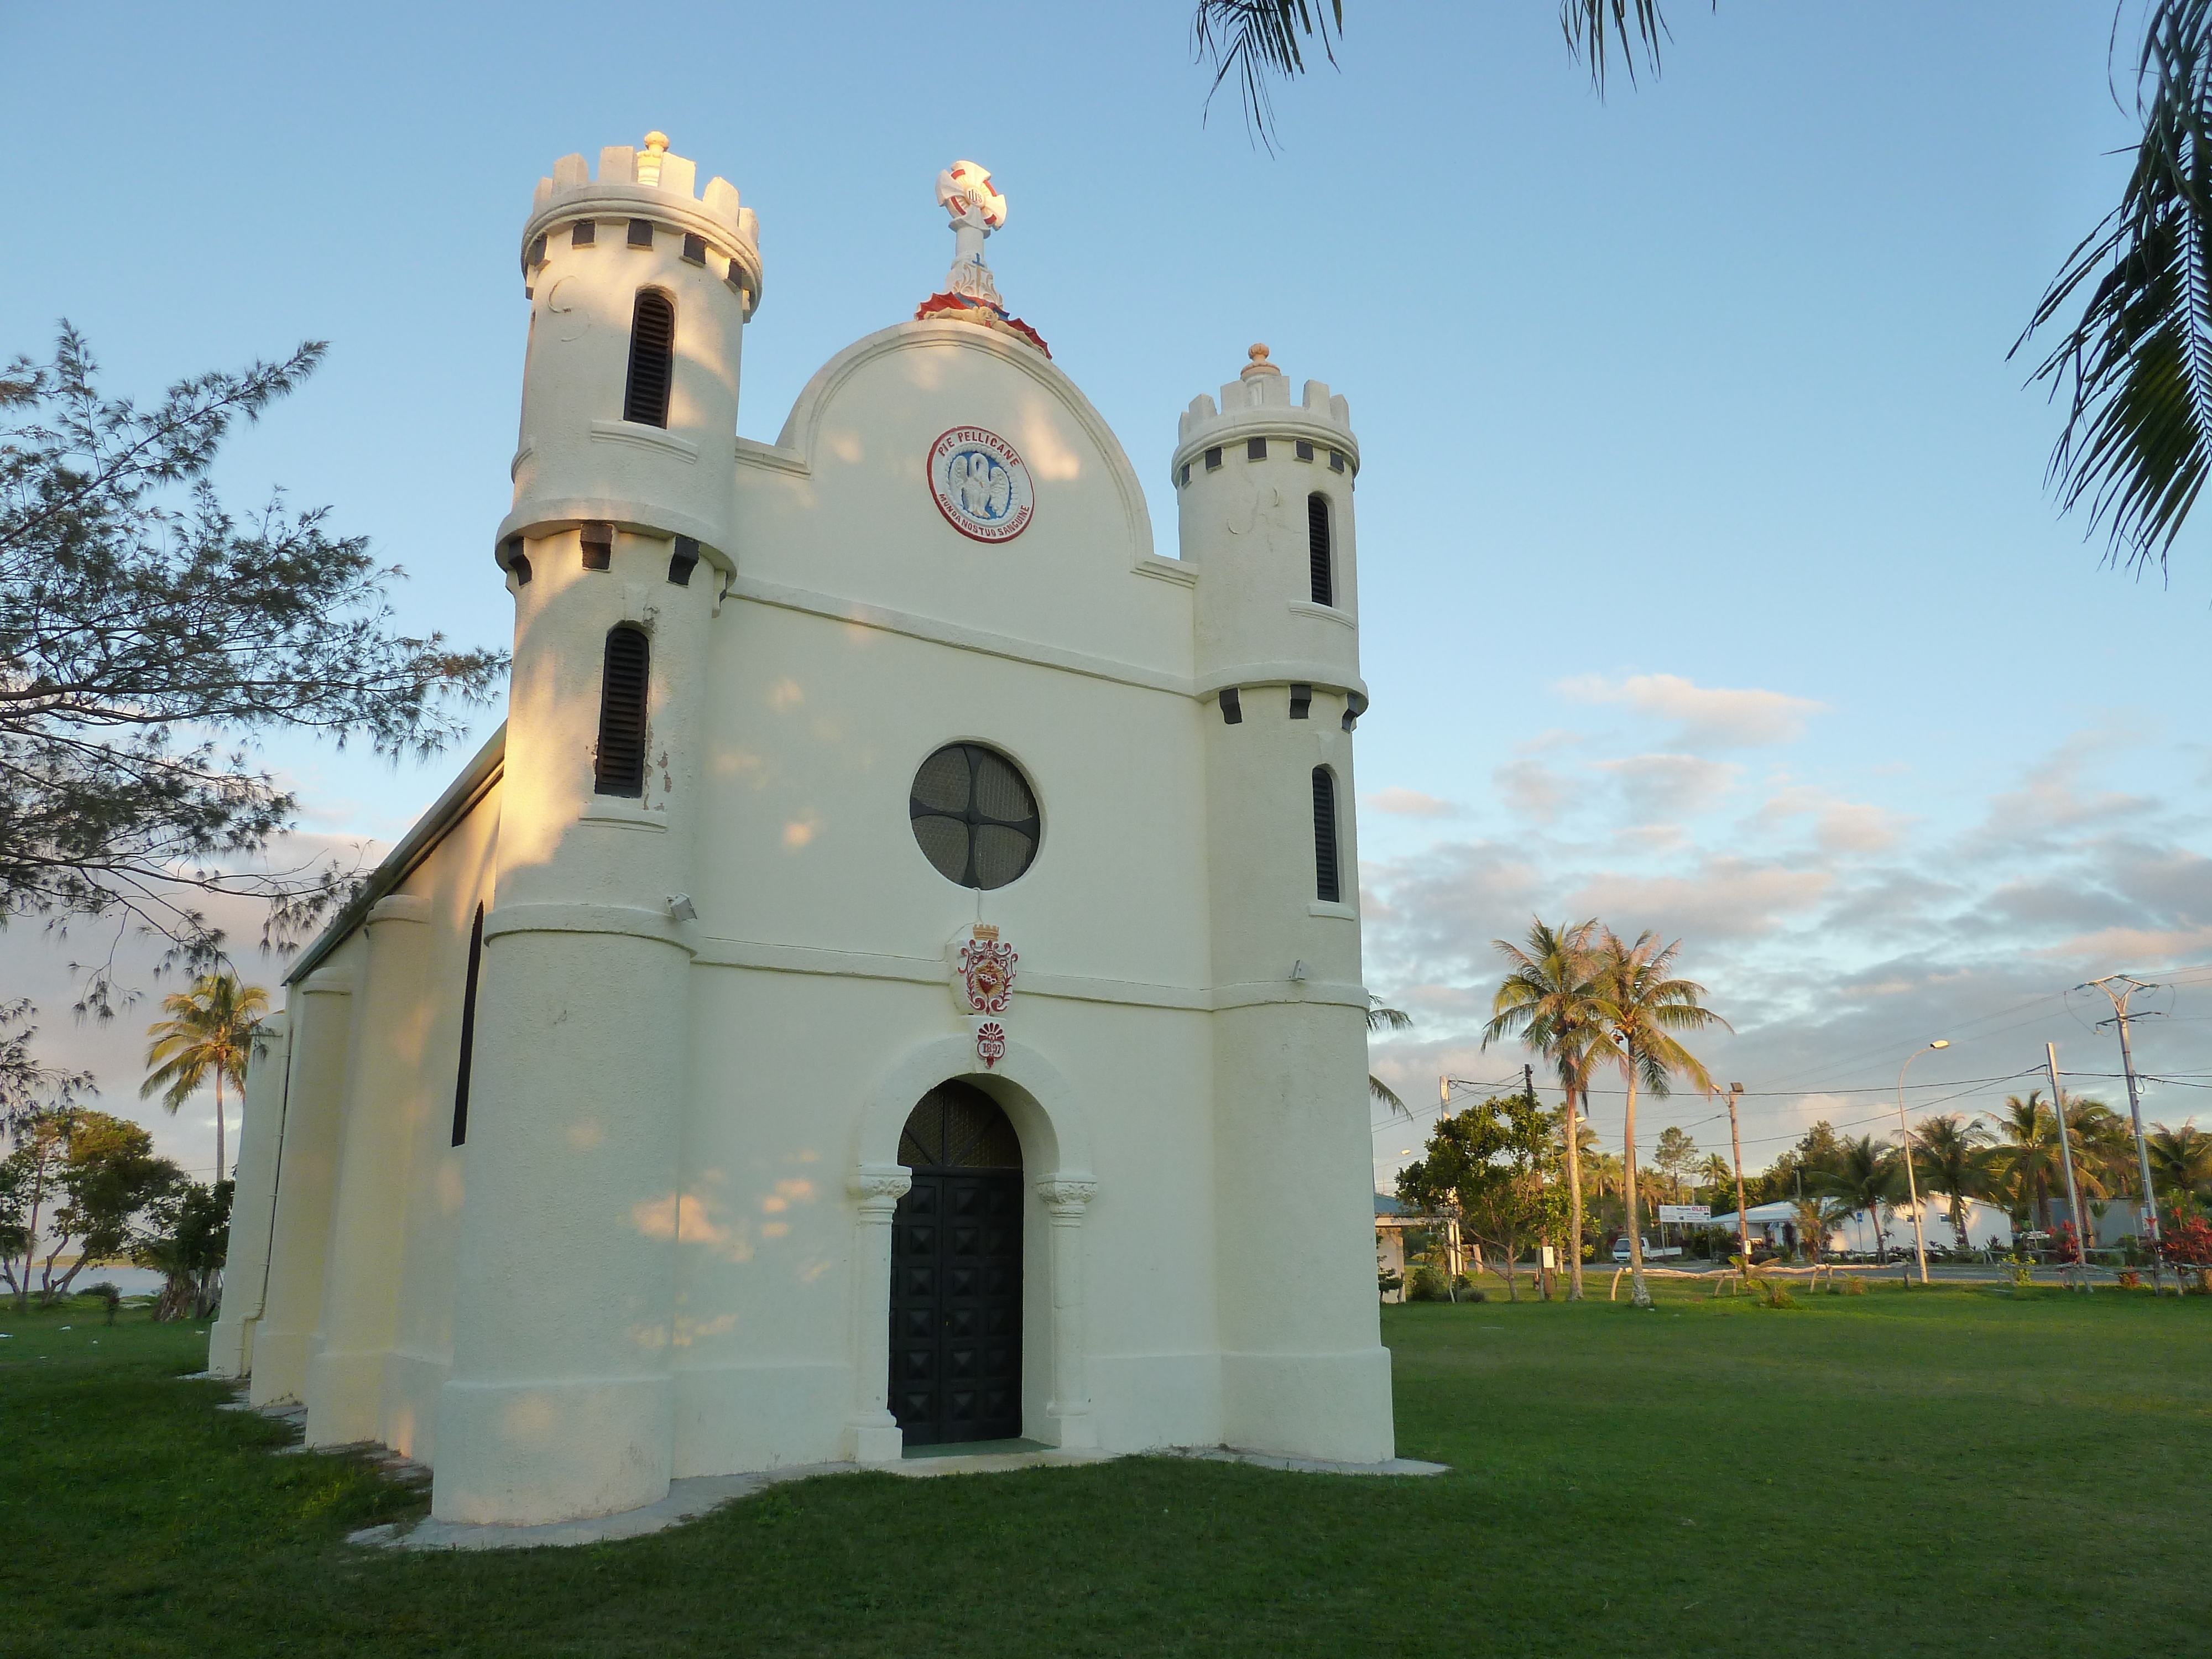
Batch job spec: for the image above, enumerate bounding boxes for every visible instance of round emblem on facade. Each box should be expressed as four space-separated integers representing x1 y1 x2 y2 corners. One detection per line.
927 426 1035 542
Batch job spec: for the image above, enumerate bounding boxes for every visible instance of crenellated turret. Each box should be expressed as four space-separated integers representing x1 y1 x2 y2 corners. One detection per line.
502 133 759 580
1173 345 1364 727
1181 346 1393 1467
431 133 749 1527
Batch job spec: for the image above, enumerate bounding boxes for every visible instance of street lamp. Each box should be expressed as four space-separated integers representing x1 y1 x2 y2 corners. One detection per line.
1896 1040 1948 1285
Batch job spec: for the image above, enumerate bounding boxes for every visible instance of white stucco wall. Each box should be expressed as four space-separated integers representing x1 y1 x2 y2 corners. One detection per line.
221 138 1396 1526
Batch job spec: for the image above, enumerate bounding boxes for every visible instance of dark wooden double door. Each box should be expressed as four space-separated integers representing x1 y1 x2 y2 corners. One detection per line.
889 1168 1023 1445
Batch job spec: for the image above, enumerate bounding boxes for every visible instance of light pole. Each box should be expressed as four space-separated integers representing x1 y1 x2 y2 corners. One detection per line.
1896 1040 1948 1285
1726 1083 1752 1277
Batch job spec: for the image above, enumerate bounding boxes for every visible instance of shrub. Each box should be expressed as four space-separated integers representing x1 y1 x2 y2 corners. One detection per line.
1407 1264 1451 1302
1756 1279 1799 1310
1834 1274 1867 1297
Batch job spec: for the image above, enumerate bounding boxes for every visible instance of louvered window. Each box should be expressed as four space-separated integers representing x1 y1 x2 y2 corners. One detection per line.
910 743 1040 890
595 626 650 796
623 289 675 428
451 903 485 1147
1312 767 1341 903
1307 493 1333 607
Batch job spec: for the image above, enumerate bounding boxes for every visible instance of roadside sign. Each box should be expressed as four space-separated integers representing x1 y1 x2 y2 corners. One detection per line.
1657 1204 1712 1224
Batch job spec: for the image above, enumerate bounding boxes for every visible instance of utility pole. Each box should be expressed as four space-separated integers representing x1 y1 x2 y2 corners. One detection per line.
2043 1043 2090 1287
1526 1062 1553 1301
2083 974 2168 1294
1895 1041 1947 1285
1726 1083 1752 1277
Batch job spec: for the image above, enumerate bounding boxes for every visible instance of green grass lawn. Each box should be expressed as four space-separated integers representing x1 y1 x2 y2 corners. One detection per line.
5 1280 2210 1657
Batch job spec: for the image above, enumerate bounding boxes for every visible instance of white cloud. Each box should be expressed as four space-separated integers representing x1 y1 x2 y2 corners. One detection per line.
1591 753 1739 818
1756 785 1906 853
1363 787 1456 817
1564 857 1832 942
1493 759 1575 823
1557 672 1828 748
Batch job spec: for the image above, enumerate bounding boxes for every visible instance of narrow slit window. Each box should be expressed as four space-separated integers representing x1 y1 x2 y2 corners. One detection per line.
623 289 675 428
451 903 485 1147
596 625 650 796
1307 493 1333 607
1312 768 1341 904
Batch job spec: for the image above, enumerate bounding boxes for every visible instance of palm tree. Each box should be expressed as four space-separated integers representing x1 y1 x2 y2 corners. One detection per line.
1789 1193 1853 1265
140 972 267 1181
1366 999 1412 1116
2146 1122 2212 1214
1695 1152 1735 1207
1912 1114 1991 1253
1988 1089 2118 1237
1196 1 2212 573
1815 1135 1902 1262
1586 928 1728 1309
1482 918 1603 1299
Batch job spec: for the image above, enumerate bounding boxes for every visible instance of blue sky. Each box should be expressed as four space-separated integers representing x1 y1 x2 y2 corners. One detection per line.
8 2 2211 1186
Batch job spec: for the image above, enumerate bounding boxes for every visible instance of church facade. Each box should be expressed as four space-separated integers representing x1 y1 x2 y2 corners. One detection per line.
210 137 1396 1528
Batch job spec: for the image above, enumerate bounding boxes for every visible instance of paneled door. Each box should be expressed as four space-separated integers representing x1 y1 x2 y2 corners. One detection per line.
889 1168 1023 1445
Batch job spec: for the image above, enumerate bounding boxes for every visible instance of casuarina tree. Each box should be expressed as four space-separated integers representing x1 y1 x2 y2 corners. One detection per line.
1 327 504 1015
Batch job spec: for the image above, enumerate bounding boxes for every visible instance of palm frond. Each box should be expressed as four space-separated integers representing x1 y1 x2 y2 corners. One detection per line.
2017 0 2212 573
1370 1073 1409 1115
1366 999 1414 1031
1560 0 1673 94
1191 0 1343 150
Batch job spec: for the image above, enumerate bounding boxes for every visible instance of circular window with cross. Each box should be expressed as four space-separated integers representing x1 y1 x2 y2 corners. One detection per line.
909 743 1041 890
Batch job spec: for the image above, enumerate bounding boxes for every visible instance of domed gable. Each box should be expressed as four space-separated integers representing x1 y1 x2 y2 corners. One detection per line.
731 321 1190 684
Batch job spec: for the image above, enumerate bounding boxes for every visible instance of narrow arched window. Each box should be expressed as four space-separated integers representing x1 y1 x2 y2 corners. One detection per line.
1307 493 1334 607
1312 767 1342 903
623 289 675 427
451 902 484 1147
595 626 650 796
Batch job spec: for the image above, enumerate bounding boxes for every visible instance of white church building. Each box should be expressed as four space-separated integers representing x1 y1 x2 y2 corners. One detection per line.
210 137 1399 1527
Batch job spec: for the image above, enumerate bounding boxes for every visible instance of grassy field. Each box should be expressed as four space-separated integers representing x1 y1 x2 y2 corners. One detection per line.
4 1280 2209 1657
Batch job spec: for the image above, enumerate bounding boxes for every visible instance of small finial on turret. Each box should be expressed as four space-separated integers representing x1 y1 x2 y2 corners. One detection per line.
1240 343 1282 381
644 132 670 153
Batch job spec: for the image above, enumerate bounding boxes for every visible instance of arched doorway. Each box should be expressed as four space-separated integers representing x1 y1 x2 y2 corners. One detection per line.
890 1081 1024 1446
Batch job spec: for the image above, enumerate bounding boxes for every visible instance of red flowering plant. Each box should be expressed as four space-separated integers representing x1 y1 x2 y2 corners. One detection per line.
2053 1220 2083 1264
2157 1211 2212 1267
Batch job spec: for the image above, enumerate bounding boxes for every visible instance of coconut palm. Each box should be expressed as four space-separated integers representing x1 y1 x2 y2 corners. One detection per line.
2146 1121 2212 1213
1366 999 1412 1115
140 973 267 1181
1987 1089 2120 1236
1695 1152 1735 1208
1482 917 1603 1299
1912 1113 1991 1252
1790 1193 1853 1265
1196 1 2212 573
1585 928 1728 1308
1814 1135 1903 1262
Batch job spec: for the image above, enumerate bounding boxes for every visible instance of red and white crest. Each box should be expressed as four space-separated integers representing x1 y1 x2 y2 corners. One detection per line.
959 926 1018 1014
974 1020 1008 1070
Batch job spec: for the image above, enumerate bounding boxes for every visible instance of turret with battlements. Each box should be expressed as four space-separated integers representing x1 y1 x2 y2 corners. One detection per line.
1177 345 1391 1466
429 133 749 1528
